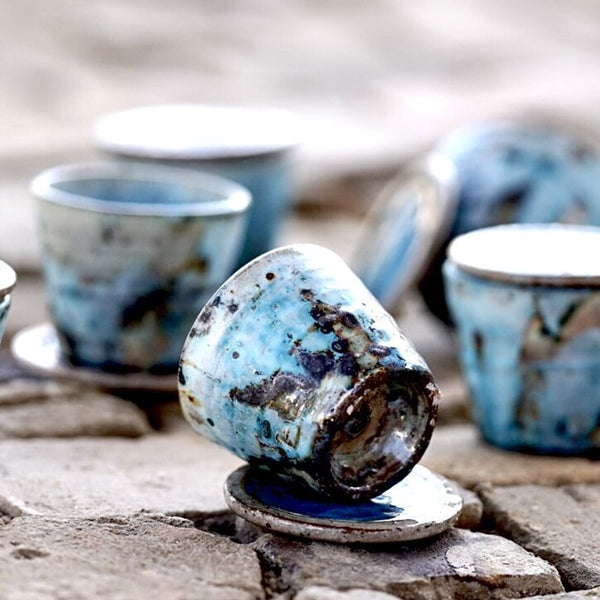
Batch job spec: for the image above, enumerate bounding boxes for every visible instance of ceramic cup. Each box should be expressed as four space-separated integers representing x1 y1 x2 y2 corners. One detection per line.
0 260 17 345
444 223 600 454
419 119 600 324
179 244 440 502
93 104 299 269
31 161 251 373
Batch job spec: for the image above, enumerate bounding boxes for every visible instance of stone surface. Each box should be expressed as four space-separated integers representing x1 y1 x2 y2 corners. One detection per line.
480 484 600 590
252 528 564 599
0 390 151 439
523 589 600 599
422 424 600 488
0 514 264 600
296 587 398 600
0 430 244 518
450 481 483 529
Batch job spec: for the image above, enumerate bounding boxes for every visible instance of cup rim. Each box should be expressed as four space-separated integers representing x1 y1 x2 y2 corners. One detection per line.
447 223 600 286
93 104 301 161
30 161 252 218
0 260 16 295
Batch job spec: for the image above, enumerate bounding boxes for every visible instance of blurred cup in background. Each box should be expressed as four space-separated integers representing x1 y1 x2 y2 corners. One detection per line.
93 104 300 270
31 161 250 373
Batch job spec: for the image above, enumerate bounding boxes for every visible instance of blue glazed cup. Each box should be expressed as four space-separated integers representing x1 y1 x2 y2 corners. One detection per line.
93 105 299 269
31 161 251 373
0 260 17 345
444 224 600 454
179 244 440 501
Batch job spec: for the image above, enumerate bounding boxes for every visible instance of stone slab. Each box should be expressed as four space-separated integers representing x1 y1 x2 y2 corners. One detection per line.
0 514 264 600
422 424 600 488
0 391 151 439
523 589 600 599
296 587 398 600
480 484 600 590
251 528 563 599
0 430 244 518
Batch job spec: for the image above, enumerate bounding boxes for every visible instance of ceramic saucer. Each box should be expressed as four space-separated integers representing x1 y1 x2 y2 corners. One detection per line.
352 153 458 314
224 464 462 544
10 323 177 392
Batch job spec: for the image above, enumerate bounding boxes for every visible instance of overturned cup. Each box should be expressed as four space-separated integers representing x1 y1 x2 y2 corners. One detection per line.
178 244 440 502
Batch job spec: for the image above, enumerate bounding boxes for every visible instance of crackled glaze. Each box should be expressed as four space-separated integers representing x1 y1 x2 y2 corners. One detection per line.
179 244 440 502
444 224 600 453
32 162 250 372
420 120 600 323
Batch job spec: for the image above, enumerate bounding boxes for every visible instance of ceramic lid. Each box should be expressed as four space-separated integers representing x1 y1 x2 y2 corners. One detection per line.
0 260 16 295
93 104 301 160
353 153 458 312
447 223 600 286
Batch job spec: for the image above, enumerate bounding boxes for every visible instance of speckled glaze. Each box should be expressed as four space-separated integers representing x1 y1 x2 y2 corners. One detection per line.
94 105 299 269
224 464 462 543
0 260 17 346
444 224 600 454
179 244 440 502
32 162 250 373
420 120 600 323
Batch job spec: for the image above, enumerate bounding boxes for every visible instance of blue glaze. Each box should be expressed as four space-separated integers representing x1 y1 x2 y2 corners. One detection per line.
0 294 11 346
179 244 440 501
421 121 600 324
245 467 403 522
33 162 250 372
444 226 600 453
441 122 600 236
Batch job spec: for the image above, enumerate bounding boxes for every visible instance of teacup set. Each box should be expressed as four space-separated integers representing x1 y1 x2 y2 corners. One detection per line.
3 107 600 544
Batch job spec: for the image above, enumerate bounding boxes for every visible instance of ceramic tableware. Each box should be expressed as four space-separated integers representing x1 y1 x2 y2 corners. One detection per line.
179 243 440 502
444 223 600 454
0 260 16 344
31 161 250 373
93 104 299 269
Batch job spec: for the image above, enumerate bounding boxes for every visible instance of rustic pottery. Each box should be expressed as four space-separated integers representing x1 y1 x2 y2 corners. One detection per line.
445 223 600 454
419 119 600 323
31 161 250 373
179 244 440 503
93 104 299 268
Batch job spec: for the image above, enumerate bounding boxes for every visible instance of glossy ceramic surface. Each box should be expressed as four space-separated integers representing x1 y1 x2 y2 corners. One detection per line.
353 153 457 313
420 119 600 324
94 105 299 268
225 464 462 543
445 224 600 453
179 244 440 502
32 161 250 373
0 260 17 346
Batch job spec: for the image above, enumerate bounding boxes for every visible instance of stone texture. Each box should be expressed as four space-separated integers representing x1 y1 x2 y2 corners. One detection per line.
0 514 264 600
480 484 600 590
522 589 600 600
296 587 398 600
0 391 151 439
252 528 564 599
422 424 600 488
450 481 483 529
0 430 244 518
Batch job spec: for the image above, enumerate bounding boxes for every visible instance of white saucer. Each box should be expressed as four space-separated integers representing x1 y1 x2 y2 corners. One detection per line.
10 323 177 392
224 464 462 544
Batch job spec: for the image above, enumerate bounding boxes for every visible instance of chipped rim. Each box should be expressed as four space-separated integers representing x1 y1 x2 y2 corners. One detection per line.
0 259 16 296
31 161 251 218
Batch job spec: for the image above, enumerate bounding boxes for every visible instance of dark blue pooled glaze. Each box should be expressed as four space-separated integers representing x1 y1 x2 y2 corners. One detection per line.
245 467 404 522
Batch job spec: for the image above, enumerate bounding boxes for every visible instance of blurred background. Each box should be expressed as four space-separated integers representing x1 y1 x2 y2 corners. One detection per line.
3 0 600 375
